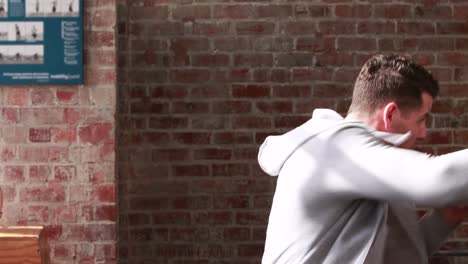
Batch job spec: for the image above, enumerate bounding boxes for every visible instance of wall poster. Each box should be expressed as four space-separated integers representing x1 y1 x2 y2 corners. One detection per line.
0 0 82 84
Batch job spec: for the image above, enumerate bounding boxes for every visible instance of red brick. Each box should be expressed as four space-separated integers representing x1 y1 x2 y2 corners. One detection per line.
256 101 293 113
64 108 81 124
20 108 63 125
154 244 194 258
453 6 468 19
358 21 396 34
5 88 28 106
223 227 250 241
438 52 468 66
437 22 468 34
234 54 273 67
57 89 78 104
319 21 356 34
193 211 233 225
29 128 51 142
213 132 253 144
173 164 210 177
337 37 377 51
316 52 354 66
153 212 191 225
335 4 371 18
193 22 230 35
84 224 116 241
214 68 251 82
152 148 190 161
412 54 434 66
172 196 212 209
192 116 229 129
414 5 452 19
19 146 68 162
89 9 116 27
170 228 210 242
211 163 250 177
53 166 76 182
232 84 270 98
272 85 311 98
90 184 115 203
236 22 275 35
29 165 50 182
28 205 49 222
194 148 232 160
43 225 63 240
170 69 210 83
296 37 335 52
212 101 252 114
172 101 210 114
233 147 258 160
20 184 66 202
0 147 15 162
397 22 435 34
256 5 292 18
69 185 87 202
314 84 352 98
307 5 331 17
173 132 211 145
149 117 188 129
53 243 75 259
79 123 113 144
85 68 116 86
31 89 54 105
426 130 453 145
284 21 316 35
192 54 230 67
276 53 314 67
214 38 250 53
172 5 211 21
232 116 272 129
375 4 412 18
95 205 116 221
52 127 77 143
55 205 77 222
129 6 168 20
238 244 264 257
4 166 25 183
214 5 255 19
419 38 454 51
292 68 332 82
87 31 115 48
236 211 269 225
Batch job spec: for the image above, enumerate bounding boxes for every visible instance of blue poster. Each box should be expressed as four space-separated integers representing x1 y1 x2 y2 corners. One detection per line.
0 0 82 84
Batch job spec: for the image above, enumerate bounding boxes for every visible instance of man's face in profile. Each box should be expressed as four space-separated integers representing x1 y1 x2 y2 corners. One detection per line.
392 93 433 149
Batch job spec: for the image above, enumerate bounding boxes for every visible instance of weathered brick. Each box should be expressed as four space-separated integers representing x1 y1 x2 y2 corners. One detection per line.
236 22 275 35
335 4 371 18
29 128 51 143
214 5 255 19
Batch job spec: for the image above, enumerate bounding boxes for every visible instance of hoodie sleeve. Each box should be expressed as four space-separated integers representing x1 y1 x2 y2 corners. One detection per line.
418 210 456 255
330 127 468 207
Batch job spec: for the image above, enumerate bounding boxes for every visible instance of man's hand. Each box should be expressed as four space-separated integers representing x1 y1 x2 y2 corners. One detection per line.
435 207 468 227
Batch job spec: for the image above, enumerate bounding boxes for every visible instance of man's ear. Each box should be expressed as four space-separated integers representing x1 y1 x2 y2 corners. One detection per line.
383 102 400 130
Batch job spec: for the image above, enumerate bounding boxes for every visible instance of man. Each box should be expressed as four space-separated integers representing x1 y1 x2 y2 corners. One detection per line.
258 54 468 263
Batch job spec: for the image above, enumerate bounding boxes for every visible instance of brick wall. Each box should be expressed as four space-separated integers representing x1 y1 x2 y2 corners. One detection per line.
117 1 468 263
0 0 117 263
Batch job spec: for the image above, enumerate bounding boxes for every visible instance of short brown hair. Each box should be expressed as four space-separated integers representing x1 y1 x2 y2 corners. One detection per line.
348 54 439 115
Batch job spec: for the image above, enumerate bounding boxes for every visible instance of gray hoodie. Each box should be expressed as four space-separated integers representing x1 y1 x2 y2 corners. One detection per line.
258 109 467 264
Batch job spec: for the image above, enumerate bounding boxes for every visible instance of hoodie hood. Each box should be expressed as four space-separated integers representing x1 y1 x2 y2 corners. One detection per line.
258 109 411 176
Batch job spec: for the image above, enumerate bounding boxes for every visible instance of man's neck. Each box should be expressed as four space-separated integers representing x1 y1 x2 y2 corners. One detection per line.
345 112 380 130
